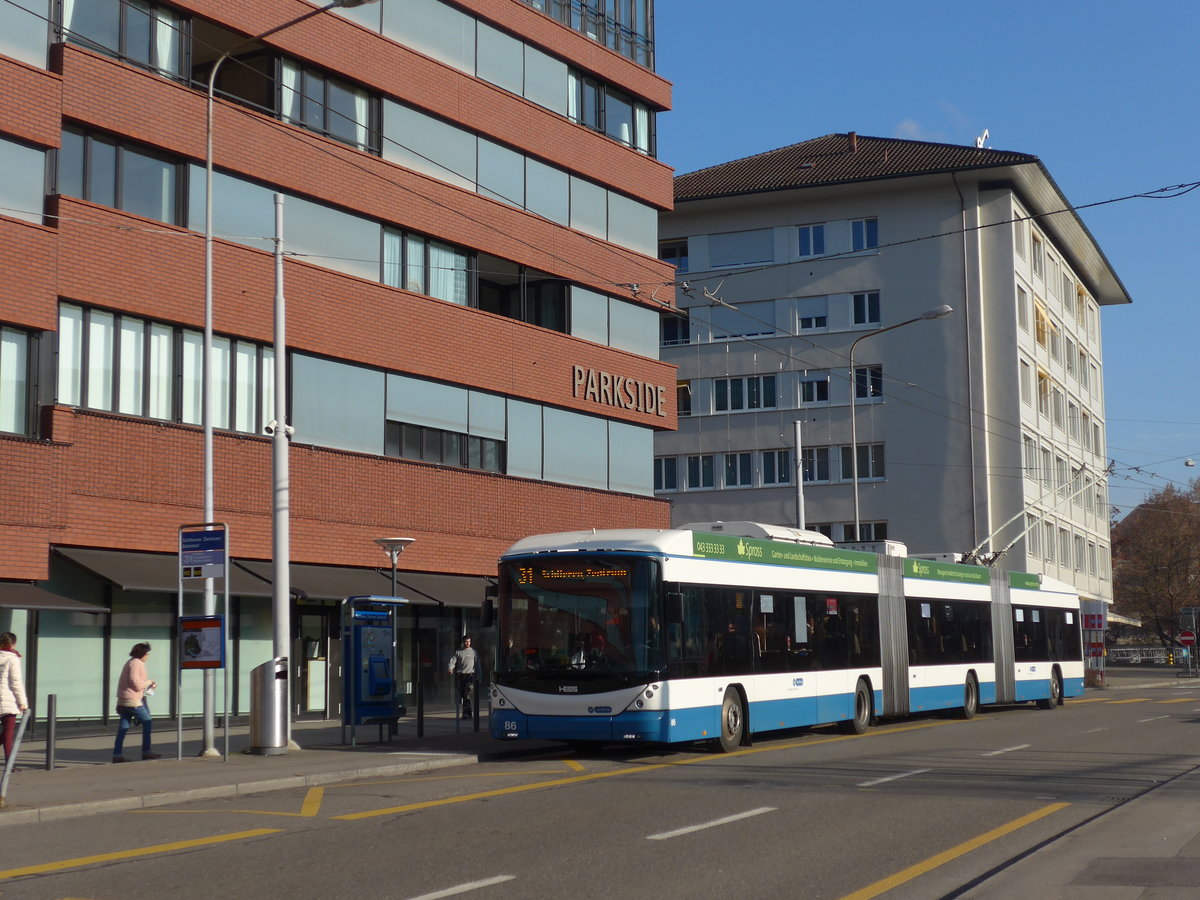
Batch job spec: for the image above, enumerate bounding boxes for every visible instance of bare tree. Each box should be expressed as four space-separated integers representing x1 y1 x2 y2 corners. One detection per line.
1112 480 1200 647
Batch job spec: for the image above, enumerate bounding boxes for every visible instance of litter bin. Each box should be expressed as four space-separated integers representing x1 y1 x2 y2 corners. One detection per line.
250 656 289 755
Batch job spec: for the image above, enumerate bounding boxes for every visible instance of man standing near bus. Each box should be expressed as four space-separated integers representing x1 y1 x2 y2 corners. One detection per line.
448 635 479 719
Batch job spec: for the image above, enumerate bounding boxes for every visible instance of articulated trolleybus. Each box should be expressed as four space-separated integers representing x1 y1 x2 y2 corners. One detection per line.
488 522 1084 750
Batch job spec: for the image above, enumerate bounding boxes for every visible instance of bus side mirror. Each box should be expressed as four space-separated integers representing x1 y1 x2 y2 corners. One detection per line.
665 592 684 625
481 585 497 629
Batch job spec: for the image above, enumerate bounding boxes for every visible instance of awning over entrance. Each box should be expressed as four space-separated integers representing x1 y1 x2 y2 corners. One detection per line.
55 547 273 596
236 561 487 608
0 582 108 613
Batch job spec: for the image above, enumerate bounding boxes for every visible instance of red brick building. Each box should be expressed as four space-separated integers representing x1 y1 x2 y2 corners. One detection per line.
0 0 673 721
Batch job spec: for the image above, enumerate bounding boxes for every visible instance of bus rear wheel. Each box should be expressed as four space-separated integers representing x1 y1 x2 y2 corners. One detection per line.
718 688 745 752
1037 669 1063 709
840 678 872 734
960 674 979 719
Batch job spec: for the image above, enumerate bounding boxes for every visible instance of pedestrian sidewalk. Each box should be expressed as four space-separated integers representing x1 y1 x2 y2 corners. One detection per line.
0 712 557 827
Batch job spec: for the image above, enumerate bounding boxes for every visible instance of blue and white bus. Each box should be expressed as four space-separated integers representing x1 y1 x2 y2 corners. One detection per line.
487 522 1084 750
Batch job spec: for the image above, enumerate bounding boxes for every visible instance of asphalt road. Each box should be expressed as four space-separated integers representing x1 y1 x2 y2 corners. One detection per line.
2 681 1198 900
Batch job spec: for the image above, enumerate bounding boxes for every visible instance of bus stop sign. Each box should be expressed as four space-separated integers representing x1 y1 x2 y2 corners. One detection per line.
1179 631 1197 647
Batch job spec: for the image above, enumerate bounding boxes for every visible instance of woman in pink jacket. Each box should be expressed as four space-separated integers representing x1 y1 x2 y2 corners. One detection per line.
0 632 28 767
113 642 162 763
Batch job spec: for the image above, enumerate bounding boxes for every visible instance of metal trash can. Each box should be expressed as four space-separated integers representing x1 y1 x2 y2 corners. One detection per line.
249 656 289 755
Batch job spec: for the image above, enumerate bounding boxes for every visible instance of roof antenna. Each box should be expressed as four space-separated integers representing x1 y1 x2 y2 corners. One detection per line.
975 128 990 149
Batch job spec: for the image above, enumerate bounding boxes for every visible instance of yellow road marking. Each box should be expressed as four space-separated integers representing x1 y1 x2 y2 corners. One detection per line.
334 720 956 821
563 759 586 772
1108 698 1151 704
1155 698 1197 704
0 828 281 881
837 802 1071 900
1065 697 1109 704
299 786 324 817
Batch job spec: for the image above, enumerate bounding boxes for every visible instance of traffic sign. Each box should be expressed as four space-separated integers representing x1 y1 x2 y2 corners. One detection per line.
1179 630 1197 647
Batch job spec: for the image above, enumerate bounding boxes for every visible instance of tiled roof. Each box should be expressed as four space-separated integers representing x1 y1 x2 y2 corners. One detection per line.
675 132 1038 201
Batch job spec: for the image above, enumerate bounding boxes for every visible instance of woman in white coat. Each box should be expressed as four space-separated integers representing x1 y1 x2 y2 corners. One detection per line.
0 632 29 767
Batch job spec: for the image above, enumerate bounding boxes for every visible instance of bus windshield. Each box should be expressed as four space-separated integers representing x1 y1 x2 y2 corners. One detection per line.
496 555 662 689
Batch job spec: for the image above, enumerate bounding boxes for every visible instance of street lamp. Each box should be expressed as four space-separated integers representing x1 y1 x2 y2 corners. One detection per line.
374 537 416 598
200 0 379 756
849 304 953 538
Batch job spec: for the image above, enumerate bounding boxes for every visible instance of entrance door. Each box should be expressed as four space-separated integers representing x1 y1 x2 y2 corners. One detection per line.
295 609 341 720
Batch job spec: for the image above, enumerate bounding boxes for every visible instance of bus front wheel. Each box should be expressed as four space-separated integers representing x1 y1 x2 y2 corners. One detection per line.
1037 669 1063 709
718 688 745 752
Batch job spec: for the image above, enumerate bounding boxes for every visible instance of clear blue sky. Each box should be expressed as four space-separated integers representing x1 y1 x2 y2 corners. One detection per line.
654 0 1199 518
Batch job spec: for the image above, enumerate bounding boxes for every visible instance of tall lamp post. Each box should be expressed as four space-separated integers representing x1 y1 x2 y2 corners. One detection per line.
374 537 415 598
849 304 953 538
200 0 378 756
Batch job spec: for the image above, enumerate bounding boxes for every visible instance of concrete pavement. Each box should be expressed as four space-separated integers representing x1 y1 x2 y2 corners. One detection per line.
1 667 1198 899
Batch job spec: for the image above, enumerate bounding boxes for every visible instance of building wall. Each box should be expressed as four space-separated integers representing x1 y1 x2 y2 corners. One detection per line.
658 166 1113 604
0 0 674 716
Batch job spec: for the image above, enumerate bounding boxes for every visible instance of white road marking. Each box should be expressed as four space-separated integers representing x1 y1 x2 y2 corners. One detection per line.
406 875 516 900
982 744 1031 757
647 807 776 840
1137 716 1170 723
1081 727 1107 734
858 768 931 787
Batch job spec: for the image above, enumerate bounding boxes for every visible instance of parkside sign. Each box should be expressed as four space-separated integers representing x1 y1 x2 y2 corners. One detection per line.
572 365 667 417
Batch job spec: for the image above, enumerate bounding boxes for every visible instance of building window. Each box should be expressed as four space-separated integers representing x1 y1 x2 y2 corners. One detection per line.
1088 542 1098 575
61 0 188 79
724 451 753 487
676 381 692 417
800 375 830 405
1056 456 1069 498
1037 371 1050 418
659 240 688 273
1019 359 1032 406
1078 352 1090 390
385 420 504 473
798 224 825 258
762 449 791 485
661 314 690 346
801 447 830 483
1058 528 1071 567
58 127 184 226
57 303 271 433
1017 285 1029 331
714 375 776 412
1014 211 1028 259
841 443 885 480
851 217 878 251
1023 434 1038 479
1068 401 1080 440
654 457 678 492
568 73 655 153
525 0 655 69
854 365 883 400
686 454 714 489
1048 317 1062 360
1052 387 1065 429
1026 514 1041 557
1032 233 1044 279
843 522 887 542
281 59 379 153
1043 522 1055 563
796 297 828 331
1065 337 1076 378
0 326 31 435
1040 447 1053 490
852 291 880 326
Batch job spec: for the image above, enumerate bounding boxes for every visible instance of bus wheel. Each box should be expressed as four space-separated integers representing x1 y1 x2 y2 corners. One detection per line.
1037 669 1062 709
840 678 872 734
960 674 979 719
718 688 744 752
